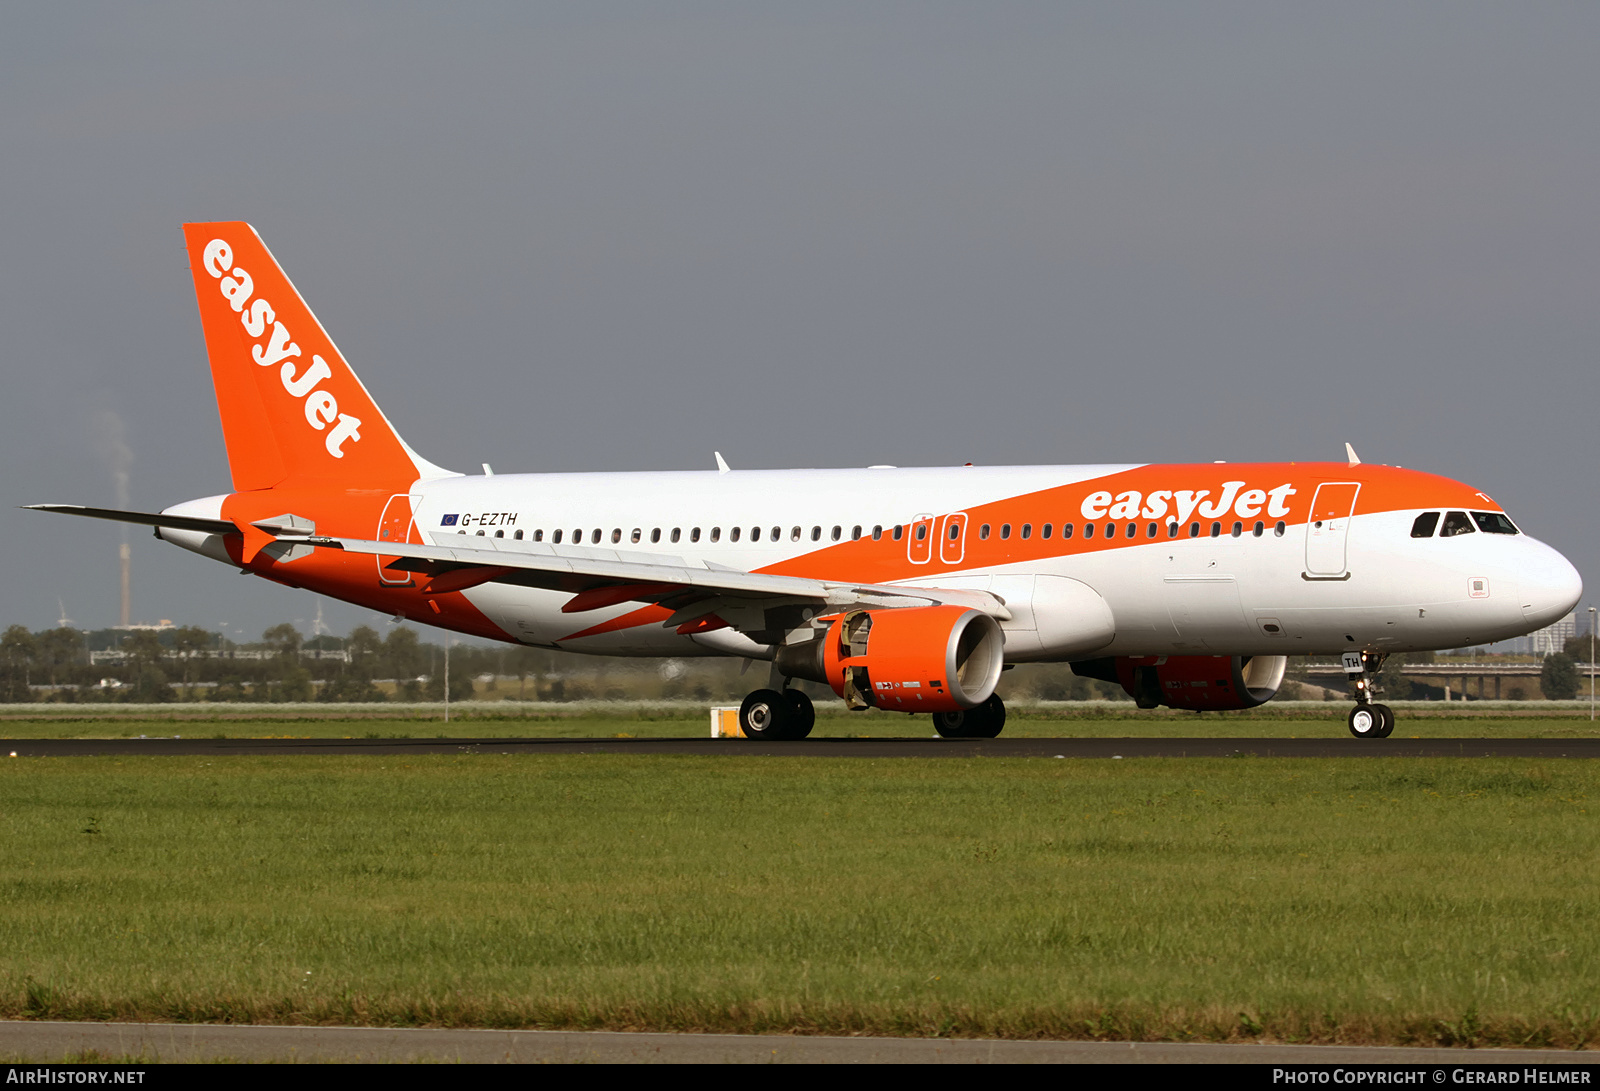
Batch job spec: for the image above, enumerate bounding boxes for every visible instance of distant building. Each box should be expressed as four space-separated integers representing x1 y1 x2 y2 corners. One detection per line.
1498 612 1577 656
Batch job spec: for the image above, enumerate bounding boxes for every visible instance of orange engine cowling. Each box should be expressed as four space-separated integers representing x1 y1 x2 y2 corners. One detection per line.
1075 655 1288 711
821 605 1005 713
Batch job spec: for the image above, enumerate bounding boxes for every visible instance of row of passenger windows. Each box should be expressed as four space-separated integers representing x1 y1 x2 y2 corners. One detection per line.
977 520 1288 541
1410 510 1519 539
456 519 1292 544
460 524 906 544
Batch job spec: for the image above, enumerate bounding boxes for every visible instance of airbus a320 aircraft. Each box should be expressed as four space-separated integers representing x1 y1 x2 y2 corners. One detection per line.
31 223 1583 739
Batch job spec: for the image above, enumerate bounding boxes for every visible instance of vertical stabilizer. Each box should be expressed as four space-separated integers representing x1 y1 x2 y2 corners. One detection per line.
181 222 452 492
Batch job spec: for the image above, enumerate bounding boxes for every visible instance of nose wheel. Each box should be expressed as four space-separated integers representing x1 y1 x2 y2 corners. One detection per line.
1342 651 1395 739
1347 702 1394 739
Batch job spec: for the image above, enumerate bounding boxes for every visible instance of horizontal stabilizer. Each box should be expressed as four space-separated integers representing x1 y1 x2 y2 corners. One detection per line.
24 504 235 535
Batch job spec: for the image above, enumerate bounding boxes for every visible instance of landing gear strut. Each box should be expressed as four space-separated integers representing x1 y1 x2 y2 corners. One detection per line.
932 693 1007 739
1342 650 1394 739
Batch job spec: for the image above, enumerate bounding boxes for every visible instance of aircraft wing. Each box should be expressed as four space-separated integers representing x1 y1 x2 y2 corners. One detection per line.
308 534 1011 639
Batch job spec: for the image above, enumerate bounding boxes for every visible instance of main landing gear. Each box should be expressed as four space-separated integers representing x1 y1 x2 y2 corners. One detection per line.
931 694 1007 739
737 686 1009 740
738 687 815 740
1342 650 1394 739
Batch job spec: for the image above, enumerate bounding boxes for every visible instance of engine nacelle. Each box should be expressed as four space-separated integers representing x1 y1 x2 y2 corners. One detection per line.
809 605 1005 713
1074 654 1288 711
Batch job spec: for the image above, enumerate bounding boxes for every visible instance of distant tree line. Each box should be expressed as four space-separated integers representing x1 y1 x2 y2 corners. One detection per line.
0 623 567 703
2 621 1590 704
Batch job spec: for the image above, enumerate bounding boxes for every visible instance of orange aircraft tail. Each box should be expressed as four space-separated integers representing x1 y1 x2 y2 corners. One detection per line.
181 222 450 493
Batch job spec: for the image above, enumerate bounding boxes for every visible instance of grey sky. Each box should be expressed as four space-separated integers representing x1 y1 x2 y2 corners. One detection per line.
3 4 1596 640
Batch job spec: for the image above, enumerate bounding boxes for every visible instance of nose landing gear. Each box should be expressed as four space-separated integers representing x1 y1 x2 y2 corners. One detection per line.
1343 650 1394 739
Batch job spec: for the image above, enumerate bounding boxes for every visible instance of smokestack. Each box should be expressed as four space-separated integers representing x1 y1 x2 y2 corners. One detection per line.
94 408 135 629
119 542 131 628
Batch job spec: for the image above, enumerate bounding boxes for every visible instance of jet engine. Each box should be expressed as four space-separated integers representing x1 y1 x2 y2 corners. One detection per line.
776 605 1005 713
1073 654 1288 711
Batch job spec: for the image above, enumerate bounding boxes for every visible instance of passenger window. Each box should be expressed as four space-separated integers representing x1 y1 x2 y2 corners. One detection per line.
1471 511 1519 535
1125 523 1136 539
631 528 642 543
1209 522 1221 538
792 527 802 541
1274 521 1285 537
494 529 504 538
1041 523 1052 540
1105 523 1115 539
1189 522 1201 538
1021 523 1032 540
893 525 903 541
831 526 841 541
871 525 883 541
979 524 990 540
1062 523 1074 539
730 527 740 542
1146 522 1157 539
611 528 621 543
691 528 702 543
1411 512 1441 538
1167 522 1179 538
1230 522 1242 537
552 530 563 544
592 529 603 544
771 527 781 542
476 530 486 537
513 529 523 540
812 526 822 541
532 530 543 542
710 527 720 543
948 522 960 541
1083 523 1094 539
1440 511 1475 537
650 529 660 543
1000 524 1011 540
852 526 862 541
671 528 681 543
1252 521 1264 537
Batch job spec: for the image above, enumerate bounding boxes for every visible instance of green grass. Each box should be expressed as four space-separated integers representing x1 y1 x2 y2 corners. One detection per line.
4 701 1600 739
2 753 1597 1046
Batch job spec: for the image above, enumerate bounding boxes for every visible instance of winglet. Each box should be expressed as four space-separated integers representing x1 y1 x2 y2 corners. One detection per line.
1345 443 1361 467
714 451 731 474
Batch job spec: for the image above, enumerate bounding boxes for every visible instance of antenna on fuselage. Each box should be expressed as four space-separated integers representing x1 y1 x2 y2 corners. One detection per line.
714 451 731 475
1345 443 1361 467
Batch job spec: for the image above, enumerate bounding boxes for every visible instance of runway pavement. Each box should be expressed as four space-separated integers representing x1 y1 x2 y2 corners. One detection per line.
2 1021 1597 1064
6 736 1600 757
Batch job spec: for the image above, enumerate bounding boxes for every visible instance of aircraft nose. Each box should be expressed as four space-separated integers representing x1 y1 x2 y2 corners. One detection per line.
1520 542 1583 629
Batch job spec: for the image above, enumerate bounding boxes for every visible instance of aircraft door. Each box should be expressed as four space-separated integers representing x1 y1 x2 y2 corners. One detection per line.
939 513 967 565
1304 483 1360 578
907 514 935 565
376 493 423 584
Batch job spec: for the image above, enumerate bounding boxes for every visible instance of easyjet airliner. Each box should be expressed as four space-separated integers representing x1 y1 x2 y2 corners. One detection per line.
30 223 1583 739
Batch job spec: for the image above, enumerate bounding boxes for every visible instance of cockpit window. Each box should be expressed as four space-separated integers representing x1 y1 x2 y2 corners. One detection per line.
1440 511 1475 537
1410 512 1440 538
1471 511 1519 535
